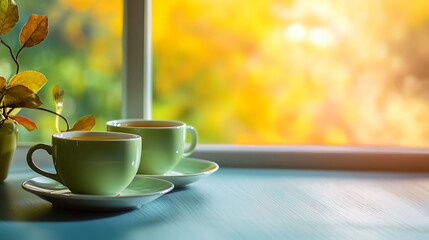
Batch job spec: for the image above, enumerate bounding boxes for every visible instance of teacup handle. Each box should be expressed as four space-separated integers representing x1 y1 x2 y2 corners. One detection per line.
183 125 198 157
27 144 62 183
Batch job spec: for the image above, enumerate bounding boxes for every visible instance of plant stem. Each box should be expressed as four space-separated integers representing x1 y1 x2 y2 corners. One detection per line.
15 46 25 74
35 107 70 132
0 38 20 74
6 107 14 115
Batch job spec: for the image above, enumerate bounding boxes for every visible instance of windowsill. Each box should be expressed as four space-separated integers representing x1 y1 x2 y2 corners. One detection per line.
16 144 429 172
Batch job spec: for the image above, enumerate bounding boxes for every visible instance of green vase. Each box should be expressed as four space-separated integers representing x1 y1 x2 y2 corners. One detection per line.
0 120 18 182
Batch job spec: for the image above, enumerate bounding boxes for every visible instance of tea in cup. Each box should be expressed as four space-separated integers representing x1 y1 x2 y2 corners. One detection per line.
26 131 142 196
106 119 198 175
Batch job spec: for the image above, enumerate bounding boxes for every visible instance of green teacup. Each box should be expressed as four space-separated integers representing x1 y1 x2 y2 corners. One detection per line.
106 119 198 175
26 131 142 196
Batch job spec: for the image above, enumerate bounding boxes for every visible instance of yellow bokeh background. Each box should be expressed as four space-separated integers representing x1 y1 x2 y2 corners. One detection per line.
152 0 429 146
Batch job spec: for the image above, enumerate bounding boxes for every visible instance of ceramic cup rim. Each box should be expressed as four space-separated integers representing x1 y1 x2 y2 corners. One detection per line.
53 131 142 141
106 119 186 129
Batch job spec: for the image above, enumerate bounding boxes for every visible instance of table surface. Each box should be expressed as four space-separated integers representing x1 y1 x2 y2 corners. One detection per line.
1 158 429 240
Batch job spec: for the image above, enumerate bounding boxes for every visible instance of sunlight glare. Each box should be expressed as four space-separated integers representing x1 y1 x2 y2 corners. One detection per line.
284 23 306 43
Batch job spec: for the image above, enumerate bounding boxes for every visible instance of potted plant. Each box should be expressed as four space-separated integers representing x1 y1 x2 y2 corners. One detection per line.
0 0 95 181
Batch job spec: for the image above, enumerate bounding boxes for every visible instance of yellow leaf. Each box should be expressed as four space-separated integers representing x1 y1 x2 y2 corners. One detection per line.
52 85 64 133
9 115 38 131
3 85 42 108
70 115 96 131
19 14 48 48
7 71 47 93
0 76 5 88
0 0 18 35
52 85 64 105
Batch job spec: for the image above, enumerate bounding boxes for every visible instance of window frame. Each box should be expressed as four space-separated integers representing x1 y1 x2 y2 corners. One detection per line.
191 144 429 171
123 0 152 119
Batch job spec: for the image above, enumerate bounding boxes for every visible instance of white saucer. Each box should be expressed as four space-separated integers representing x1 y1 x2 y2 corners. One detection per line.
139 158 219 188
22 176 174 211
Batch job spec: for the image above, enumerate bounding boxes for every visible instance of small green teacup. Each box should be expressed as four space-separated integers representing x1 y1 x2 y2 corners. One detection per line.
26 131 142 196
106 119 198 175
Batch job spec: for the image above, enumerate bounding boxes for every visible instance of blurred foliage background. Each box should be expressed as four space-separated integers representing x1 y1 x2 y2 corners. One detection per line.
3 0 429 146
153 0 429 146
0 0 123 143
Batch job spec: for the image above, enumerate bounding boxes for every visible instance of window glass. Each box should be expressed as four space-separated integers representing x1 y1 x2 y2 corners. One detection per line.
152 0 429 146
1 0 122 143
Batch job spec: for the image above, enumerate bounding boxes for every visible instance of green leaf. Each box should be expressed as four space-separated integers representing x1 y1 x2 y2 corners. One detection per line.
3 85 42 108
19 14 48 48
7 71 47 93
70 115 96 131
0 0 18 35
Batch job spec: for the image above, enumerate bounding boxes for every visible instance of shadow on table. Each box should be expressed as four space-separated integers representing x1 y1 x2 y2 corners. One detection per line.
0 177 207 224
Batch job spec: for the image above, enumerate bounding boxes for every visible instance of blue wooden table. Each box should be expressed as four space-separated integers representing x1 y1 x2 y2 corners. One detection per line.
1 155 429 240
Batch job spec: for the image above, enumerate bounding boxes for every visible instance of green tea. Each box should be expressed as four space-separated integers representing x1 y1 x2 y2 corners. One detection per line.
121 122 181 128
68 136 125 141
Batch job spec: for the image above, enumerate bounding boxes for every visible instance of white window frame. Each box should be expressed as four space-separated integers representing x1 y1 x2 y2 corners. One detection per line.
15 0 429 172
123 0 152 119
